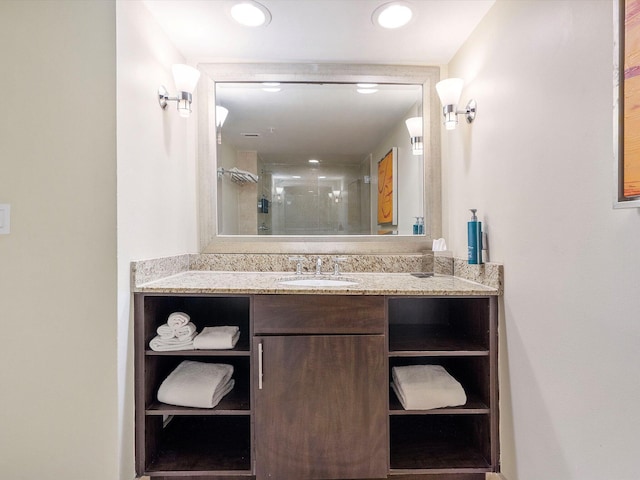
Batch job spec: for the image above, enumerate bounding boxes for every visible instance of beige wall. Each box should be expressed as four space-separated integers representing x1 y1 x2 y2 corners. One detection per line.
116 1 199 478
0 2 118 479
445 1 640 479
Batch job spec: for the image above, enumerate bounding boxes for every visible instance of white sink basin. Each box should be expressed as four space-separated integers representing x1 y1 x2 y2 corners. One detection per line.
278 277 359 287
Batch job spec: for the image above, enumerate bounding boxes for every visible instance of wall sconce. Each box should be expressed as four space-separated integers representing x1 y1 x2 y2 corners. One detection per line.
435 78 476 130
275 186 284 204
158 64 201 118
216 106 229 144
405 117 423 155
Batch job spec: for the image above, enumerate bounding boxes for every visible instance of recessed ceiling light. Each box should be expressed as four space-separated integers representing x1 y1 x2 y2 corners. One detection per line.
372 2 413 29
263 82 280 87
357 83 378 88
262 87 281 92
357 88 378 94
231 1 272 27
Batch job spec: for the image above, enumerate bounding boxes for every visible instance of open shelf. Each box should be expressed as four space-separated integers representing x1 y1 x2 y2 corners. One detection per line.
147 381 251 415
390 415 492 472
145 416 251 474
146 334 251 356
389 388 489 415
389 324 488 355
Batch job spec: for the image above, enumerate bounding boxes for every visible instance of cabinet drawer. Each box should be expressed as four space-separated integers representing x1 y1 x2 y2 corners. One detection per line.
253 295 385 334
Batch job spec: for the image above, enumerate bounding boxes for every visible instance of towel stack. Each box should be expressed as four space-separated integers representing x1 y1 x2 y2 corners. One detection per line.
157 360 235 409
193 326 240 350
391 365 467 410
149 312 197 351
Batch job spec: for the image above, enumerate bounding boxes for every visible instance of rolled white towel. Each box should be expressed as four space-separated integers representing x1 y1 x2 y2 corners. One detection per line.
392 365 466 410
174 322 197 341
157 360 234 408
156 324 175 339
149 331 197 351
193 326 240 350
167 311 190 329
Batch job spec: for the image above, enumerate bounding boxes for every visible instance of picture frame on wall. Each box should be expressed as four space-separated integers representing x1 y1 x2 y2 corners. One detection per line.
377 147 398 226
614 0 640 207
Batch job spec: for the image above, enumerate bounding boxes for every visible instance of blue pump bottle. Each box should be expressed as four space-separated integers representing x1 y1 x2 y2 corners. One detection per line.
467 209 483 264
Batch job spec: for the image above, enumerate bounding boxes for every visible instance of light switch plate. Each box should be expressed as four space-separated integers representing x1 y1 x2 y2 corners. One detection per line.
0 204 11 234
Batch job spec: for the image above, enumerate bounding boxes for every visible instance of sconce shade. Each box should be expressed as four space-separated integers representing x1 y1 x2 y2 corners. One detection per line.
405 117 422 137
172 64 201 94
216 106 229 127
405 116 424 155
436 78 464 106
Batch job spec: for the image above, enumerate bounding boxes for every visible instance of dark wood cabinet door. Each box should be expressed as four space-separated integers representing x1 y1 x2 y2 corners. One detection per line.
254 334 388 480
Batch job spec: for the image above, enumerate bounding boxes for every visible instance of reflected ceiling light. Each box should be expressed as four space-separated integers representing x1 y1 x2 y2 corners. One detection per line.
292 175 301 179
318 175 326 179
357 88 378 94
435 78 477 130
158 64 201 118
308 159 320 164
405 117 423 155
372 2 413 29
231 1 272 27
263 82 280 87
262 87 281 92
357 83 378 88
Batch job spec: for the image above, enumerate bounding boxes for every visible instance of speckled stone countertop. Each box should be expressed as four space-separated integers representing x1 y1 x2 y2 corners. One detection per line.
133 271 499 296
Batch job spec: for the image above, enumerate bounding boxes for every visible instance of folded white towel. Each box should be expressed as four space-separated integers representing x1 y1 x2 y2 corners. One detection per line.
157 360 234 408
167 311 190 329
392 365 466 410
193 326 240 350
149 331 197 351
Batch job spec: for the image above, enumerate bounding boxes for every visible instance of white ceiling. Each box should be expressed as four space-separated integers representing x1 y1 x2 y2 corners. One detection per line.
142 0 495 65
141 0 495 165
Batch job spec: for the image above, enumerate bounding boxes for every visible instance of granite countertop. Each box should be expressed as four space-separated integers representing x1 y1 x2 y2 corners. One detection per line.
133 271 499 296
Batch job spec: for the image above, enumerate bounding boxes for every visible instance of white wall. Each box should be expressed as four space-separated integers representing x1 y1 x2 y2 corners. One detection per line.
444 1 640 479
116 1 198 477
0 2 118 479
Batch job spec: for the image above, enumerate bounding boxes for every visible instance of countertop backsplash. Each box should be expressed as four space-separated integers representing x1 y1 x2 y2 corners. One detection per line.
131 252 502 293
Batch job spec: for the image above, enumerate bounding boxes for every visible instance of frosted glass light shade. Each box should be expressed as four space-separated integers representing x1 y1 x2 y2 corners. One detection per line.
172 64 200 93
216 106 229 127
405 117 422 137
436 78 464 106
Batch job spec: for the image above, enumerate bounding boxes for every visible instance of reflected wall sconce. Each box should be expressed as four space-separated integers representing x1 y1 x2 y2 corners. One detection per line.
158 64 201 118
435 78 476 130
332 189 342 203
405 117 423 155
275 186 284 204
216 106 229 144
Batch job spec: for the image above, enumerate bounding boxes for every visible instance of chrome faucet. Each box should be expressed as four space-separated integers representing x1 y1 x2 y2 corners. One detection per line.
315 257 322 275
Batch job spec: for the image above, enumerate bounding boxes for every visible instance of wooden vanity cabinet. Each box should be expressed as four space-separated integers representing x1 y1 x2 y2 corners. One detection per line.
135 292 499 480
252 295 388 480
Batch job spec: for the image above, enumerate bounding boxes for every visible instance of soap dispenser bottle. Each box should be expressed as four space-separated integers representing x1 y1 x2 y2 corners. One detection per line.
413 217 420 235
467 209 483 264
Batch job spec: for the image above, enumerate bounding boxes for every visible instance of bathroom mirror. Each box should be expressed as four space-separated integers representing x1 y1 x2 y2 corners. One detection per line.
197 64 442 252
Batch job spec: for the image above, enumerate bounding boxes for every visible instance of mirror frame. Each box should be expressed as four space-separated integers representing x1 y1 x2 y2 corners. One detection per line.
197 63 442 253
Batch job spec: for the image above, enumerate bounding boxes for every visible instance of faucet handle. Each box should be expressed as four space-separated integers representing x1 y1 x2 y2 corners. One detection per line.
333 257 348 275
288 256 305 275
